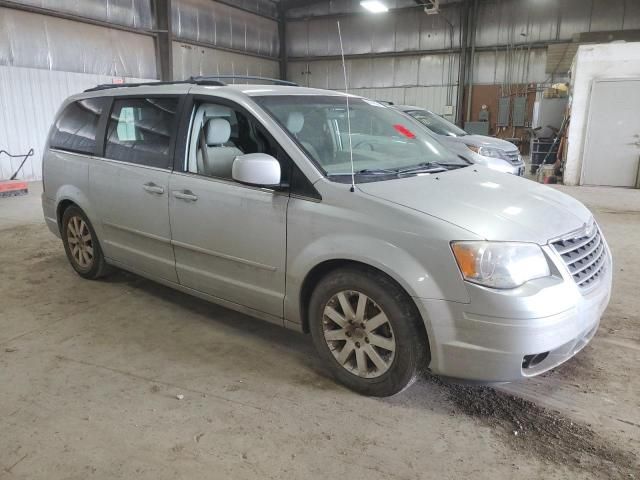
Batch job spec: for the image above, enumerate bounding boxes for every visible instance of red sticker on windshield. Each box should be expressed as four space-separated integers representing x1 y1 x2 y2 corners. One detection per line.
393 124 415 139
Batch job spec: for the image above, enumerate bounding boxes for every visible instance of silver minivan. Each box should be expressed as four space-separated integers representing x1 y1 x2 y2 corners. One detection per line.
394 106 526 176
42 78 612 396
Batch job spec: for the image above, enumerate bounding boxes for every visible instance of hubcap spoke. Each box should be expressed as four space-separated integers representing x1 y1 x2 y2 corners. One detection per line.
355 348 368 376
337 292 355 320
355 293 368 322
368 333 395 352
365 311 388 332
324 329 347 341
324 306 347 328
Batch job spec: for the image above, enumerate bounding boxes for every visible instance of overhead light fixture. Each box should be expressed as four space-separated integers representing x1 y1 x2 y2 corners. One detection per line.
360 1 389 13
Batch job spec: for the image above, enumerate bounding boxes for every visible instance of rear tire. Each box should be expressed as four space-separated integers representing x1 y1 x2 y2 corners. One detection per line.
61 205 110 280
309 267 428 397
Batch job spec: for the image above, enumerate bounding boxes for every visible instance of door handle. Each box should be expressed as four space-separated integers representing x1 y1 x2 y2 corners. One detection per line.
173 190 198 202
143 182 165 195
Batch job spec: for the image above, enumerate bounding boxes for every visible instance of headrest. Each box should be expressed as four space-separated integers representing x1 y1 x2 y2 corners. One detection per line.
202 104 231 118
287 112 305 134
205 118 231 145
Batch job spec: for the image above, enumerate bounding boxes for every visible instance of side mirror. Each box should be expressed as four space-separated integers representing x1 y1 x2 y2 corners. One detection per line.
232 153 281 188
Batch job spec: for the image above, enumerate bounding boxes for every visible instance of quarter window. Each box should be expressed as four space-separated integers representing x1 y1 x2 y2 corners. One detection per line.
49 98 107 155
105 97 178 168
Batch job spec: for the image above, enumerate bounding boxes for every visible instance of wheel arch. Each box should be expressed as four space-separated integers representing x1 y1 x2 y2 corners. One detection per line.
53 185 100 237
297 259 432 362
56 198 76 231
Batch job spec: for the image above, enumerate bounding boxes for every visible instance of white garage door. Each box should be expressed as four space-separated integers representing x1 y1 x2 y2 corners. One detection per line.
581 78 640 187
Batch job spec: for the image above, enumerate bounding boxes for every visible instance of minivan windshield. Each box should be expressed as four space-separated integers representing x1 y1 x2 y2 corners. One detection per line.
256 95 467 182
405 109 468 137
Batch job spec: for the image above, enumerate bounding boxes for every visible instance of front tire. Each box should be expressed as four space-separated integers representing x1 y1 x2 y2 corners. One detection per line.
309 267 429 397
61 205 109 280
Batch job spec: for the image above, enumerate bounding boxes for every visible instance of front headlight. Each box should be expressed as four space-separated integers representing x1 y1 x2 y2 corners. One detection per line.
451 241 550 289
466 145 507 160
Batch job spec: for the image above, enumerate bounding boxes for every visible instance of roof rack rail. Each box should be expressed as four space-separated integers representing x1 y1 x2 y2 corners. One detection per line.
189 75 298 86
84 78 225 93
83 75 297 93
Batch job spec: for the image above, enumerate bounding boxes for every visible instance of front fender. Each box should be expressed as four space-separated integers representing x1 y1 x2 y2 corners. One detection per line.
284 232 470 330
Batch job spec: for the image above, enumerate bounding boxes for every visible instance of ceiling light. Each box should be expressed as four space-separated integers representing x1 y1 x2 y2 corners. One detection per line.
360 1 389 13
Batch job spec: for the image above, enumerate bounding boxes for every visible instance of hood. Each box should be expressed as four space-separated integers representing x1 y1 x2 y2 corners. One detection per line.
358 167 592 244
453 134 519 152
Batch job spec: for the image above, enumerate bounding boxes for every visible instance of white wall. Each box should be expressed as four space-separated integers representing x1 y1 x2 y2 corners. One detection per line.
173 42 279 80
0 66 149 181
564 42 640 185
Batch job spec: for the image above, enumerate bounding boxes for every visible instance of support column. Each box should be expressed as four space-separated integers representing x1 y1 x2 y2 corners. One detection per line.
153 0 173 81
278 4 287 81
465 0 479 124
456 0 470 126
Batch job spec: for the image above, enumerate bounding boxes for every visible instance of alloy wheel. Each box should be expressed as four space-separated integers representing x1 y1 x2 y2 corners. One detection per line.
322 290 396 378
66 215 94 269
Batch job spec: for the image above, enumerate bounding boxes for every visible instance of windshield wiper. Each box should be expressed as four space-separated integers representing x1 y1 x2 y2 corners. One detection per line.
356 168 397 175
396 162 447 174
327 162 467 178
396 161 470 176
326 168 397 177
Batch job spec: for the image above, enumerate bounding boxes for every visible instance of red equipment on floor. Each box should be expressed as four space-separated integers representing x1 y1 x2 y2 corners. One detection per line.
0 148 33 197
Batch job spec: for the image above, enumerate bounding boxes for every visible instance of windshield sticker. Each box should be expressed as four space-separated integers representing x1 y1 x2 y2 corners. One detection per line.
393 124 416 139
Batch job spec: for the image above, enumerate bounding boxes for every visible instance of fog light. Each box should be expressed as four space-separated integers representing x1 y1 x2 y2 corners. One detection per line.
522 352 549 369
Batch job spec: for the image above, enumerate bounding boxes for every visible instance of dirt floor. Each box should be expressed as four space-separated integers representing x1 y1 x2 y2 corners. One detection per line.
1 183 638 479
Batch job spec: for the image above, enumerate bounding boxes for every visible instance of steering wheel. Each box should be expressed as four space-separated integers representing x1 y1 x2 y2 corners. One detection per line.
353 140 375 151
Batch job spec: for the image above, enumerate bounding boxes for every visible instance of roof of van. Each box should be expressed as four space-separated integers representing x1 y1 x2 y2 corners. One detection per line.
78 82 350 99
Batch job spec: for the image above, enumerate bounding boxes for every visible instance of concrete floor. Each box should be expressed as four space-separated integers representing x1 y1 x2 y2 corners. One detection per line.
1 182 638 479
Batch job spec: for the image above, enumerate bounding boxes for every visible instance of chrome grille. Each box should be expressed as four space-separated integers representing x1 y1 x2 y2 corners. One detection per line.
551 226 607 290
504 150 522 165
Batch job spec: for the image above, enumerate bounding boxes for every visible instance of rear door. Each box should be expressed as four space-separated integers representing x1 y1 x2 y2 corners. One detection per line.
89 96 182 282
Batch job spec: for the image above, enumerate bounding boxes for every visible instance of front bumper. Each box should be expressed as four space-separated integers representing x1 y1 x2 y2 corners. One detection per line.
418 244 612 382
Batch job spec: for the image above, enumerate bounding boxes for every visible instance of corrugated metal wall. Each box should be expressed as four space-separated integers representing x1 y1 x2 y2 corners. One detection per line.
0 0 280 79
173 0 279 58
286 4 461 115
287 53 459 117
173 42 279 80
171 0 280 80
287 6 461 56
286 0 640 114
0 7 157 77
0 66 150 180
8 0 154 29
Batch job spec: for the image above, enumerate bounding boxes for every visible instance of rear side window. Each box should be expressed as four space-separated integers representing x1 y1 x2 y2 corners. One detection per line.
105 97 179 168
49 98 107 155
